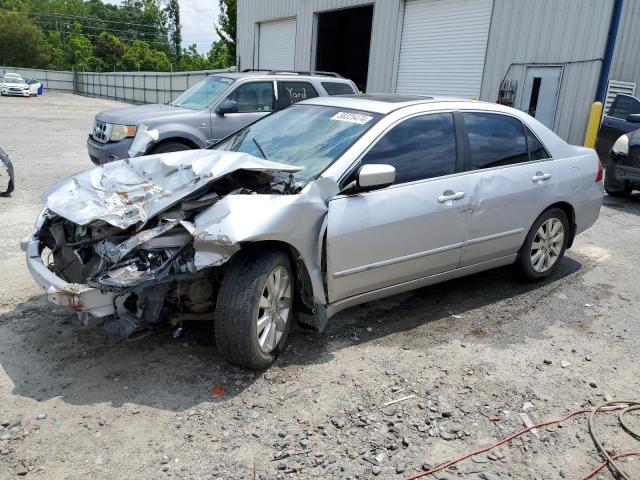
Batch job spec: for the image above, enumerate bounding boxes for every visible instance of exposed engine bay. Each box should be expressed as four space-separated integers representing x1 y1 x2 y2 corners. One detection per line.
32 150 309 338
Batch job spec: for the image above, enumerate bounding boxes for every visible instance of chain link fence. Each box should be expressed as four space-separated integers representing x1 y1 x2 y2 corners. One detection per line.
0 66 236 104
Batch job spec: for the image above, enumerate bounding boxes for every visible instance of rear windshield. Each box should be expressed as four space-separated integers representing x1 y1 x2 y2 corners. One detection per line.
322 82 357 95
214 104 381 184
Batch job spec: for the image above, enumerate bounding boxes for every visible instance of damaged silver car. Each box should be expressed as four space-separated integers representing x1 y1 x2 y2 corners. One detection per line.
23 95 603 369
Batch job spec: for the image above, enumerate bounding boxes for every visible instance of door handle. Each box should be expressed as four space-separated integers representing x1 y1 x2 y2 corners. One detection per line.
438 190 465 203
532 173 552 182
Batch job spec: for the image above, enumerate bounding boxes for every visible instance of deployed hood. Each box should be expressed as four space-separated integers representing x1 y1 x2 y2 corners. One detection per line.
43 149 302 229
96 103 195 124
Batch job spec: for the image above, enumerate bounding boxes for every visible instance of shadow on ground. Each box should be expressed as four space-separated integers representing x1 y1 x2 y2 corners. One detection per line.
0 256 583 412
603 191 640 216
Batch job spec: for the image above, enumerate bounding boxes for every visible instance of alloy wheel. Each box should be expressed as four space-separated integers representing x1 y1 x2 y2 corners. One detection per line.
530 218 564 273
256 266 292 353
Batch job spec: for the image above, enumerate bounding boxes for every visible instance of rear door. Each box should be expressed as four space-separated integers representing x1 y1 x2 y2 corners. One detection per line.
597 94 640 162
211 81 275 141
326 112 469 302
459 112 558 267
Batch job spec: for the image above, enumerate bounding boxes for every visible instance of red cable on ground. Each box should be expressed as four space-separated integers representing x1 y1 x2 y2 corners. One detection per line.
576 452 640 480
402 405 635 480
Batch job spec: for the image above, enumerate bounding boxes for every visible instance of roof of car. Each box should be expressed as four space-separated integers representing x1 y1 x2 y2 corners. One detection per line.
300 93 475 114
210 71 352 82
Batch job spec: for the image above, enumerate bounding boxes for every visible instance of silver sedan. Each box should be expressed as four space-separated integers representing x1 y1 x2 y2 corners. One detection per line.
24 94 603 369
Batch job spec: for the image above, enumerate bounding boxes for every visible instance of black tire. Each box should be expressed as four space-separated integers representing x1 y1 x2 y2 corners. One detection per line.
605 186 632 198
0 149 14 197
516 208 569 281
148 140 193 155
215 250 294 370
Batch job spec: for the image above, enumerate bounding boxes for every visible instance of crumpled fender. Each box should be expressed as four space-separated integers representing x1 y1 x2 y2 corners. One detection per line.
183 176 339 306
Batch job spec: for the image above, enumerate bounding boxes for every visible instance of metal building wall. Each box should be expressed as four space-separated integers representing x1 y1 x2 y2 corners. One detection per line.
609 0 640 88
237 0 404 92
479 0 614 144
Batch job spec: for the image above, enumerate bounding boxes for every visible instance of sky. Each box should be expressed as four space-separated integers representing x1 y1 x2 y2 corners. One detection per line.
106 0 221 54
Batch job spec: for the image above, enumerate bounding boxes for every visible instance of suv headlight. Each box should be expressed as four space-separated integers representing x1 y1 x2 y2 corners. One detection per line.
110 124 137 142
611 134 629 156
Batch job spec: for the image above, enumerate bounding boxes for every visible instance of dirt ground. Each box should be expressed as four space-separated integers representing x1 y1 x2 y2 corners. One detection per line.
0 92 639 480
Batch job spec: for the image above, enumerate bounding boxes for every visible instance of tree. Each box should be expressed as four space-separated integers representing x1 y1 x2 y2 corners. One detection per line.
95 32 126 71
122 40 170 71
0 11 50 68
164 0 181 60
214 0 235 66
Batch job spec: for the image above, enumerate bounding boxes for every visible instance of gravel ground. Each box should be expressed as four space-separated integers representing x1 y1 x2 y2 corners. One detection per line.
0 92 639 480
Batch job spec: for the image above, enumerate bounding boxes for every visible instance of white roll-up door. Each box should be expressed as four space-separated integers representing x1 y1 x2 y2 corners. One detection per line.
258 19 297 70
396 0 493 97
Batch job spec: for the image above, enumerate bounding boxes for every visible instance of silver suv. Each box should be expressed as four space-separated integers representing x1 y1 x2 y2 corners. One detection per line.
86 70 358 165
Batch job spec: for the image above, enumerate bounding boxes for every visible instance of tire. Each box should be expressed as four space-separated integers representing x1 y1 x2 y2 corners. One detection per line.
148 140 193 155
605 186 632 198
215 250 294 370
516 208 569 281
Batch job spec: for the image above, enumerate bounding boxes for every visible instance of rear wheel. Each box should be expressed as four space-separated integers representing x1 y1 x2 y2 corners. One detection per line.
149 140 193 155
516 208 569 281
215 250 293 370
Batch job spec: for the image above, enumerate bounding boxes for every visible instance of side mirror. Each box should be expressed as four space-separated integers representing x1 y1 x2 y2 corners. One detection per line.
356 164 395 191
215 99 238 115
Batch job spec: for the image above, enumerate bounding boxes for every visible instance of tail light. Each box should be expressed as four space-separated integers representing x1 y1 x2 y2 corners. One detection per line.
595 158 604 182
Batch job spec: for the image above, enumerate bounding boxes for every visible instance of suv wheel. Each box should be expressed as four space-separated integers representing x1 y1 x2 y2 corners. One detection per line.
517 208 569 281
215 250 293 370
605 185 632 197
149 141 193 155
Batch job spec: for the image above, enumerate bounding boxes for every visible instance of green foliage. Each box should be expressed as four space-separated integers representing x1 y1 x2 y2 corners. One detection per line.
0 0 237 72
0 10 50 67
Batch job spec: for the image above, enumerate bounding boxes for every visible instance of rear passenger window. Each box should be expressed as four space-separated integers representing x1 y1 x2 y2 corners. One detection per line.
276 81 319 109
609 95 640 119
525 126 550 160
360 113 457 184
463 112 529 169
322 82 357 95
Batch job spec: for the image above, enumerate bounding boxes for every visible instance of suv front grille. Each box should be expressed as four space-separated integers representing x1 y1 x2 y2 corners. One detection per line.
92 120 111 144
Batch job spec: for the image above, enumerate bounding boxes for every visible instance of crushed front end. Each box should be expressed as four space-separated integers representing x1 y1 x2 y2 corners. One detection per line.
22 149 303 338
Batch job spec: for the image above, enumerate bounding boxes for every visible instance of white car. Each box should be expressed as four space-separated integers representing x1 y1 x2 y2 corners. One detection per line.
1 76 30 97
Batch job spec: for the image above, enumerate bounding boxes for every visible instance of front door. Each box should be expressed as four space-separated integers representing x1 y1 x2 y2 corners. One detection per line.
520 66 562 129
211 81 275 142
326 112 469 302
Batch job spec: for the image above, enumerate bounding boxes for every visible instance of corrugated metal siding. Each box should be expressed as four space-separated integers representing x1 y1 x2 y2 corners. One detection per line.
395 0 492 97
480 0 613 144
609 0 640 88
237 0 403 92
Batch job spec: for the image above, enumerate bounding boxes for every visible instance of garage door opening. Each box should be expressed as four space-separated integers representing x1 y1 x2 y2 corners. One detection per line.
315 5 373 92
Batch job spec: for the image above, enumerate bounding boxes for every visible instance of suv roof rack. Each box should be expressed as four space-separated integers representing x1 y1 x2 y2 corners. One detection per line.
240 68 343 78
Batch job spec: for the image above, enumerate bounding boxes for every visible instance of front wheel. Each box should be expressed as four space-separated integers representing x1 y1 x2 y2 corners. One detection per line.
516 208 569 281
215 250 294 370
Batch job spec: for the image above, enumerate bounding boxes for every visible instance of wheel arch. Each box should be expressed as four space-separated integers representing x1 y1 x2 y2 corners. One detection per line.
542 201 577 248
146 136 199 154
236 240 316 314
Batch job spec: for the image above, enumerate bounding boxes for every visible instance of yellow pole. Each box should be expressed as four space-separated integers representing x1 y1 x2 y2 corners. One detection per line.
584 101 604 148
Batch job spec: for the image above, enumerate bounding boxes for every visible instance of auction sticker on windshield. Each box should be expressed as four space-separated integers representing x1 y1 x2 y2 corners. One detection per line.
330 112 373 125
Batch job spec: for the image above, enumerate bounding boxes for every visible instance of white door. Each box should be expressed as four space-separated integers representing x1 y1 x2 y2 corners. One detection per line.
395 0 493 97
258 19 296 70
520 66 562 129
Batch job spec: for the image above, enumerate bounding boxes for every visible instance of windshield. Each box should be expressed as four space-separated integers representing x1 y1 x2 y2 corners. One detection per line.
213 104 381 184
170 76 234 110
3 78 24 84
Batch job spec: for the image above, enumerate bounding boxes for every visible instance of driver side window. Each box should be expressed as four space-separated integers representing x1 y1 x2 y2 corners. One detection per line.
359 113 457 185
226 82 274 113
